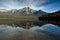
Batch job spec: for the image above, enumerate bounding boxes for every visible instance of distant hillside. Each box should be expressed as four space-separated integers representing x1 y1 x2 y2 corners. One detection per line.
39 10 60 20
0 9 8 12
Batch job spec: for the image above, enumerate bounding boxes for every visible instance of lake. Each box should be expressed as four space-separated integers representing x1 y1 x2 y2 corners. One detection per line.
0 20 60 40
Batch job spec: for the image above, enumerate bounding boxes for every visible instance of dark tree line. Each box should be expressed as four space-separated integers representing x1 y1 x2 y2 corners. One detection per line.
39 10 60 21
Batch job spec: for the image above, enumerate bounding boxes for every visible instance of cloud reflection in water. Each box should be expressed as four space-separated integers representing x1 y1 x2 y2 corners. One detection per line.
0 24 60 40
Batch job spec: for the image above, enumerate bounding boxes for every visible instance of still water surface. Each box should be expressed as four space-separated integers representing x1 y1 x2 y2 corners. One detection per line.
0 21 60 40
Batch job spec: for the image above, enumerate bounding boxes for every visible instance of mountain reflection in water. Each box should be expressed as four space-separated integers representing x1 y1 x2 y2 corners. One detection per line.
0 21 46 29
0 24 60 40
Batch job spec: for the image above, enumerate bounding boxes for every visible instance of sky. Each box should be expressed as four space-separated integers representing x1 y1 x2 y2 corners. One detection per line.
0 0 60 12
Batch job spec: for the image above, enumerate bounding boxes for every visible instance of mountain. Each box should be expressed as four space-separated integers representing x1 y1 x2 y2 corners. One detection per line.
34 10 46 16
0 7 47 16
6 9 17 14
14 7 36 16
14 7 47 16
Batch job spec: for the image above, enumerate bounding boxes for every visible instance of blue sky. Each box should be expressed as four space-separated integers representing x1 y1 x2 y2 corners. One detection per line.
0 0 60 12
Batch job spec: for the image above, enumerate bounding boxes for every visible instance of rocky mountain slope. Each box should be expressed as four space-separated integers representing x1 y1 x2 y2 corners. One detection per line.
0 7 47 16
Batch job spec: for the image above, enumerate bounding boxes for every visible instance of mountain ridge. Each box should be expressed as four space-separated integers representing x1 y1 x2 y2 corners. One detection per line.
0 7 47 16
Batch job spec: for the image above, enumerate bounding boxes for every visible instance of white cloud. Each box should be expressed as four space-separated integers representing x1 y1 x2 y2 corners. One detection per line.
0 0 48 9
41 3 60 12
39 6 45 10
